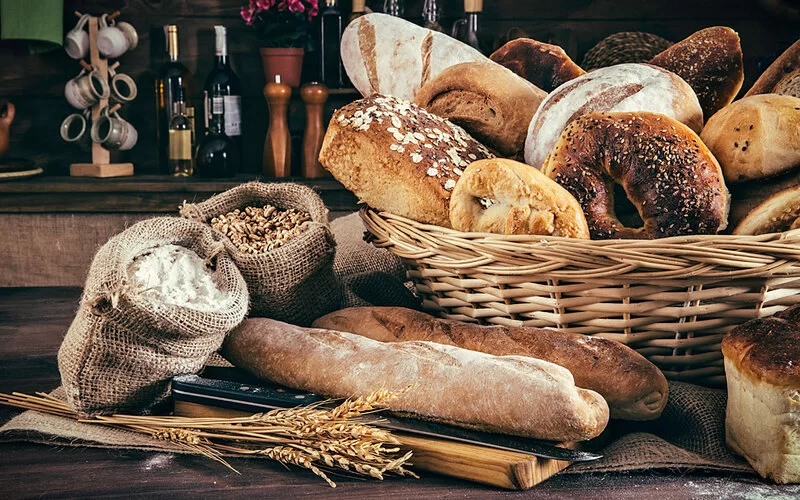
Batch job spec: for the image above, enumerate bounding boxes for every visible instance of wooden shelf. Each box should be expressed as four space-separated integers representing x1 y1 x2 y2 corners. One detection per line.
0 175 359 214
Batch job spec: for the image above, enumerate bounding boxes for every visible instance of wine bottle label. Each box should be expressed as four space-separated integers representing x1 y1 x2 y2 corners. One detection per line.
212 96 224 115
224 95 242 136
168 129 192 160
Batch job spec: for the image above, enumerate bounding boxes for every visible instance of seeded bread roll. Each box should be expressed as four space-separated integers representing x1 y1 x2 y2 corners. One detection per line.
449 158 590 238
413 62 547 157
722 304 800 483
490 38 586 93
318 94 494 227
745 39 800 97
699 94 800 183
312 307 669 421
733 185 800 235
649 26 744 120
524 63 704 170
223 317 610 442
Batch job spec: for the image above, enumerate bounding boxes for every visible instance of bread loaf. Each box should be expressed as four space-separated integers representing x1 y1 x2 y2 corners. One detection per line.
649 27 744 120
745 39 800 97
524 63 704 170
489 38 586 93
722 304 800 483
318 94 494 227
449 158 590 238
775 69 800 99
222 317 610 442
699 94 800 183
733 185 800 235
413 62 547 157
341 13 487 101
312 307 668 421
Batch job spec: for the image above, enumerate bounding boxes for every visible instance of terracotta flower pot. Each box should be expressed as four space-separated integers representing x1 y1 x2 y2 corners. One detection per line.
260 47 305 88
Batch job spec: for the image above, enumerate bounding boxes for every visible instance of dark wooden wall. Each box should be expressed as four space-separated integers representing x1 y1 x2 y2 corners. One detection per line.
0 0 797 176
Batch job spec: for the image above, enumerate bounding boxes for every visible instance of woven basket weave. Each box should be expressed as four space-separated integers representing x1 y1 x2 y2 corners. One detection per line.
582 32 673 70
361 208 800 387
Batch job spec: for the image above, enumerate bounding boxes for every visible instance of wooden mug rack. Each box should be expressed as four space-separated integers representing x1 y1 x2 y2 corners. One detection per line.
68 10 134 178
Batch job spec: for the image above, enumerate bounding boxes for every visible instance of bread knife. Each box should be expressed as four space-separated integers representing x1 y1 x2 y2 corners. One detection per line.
171 373 602 462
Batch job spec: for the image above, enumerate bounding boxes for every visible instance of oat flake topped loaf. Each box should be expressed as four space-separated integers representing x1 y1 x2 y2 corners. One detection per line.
319 94 494 227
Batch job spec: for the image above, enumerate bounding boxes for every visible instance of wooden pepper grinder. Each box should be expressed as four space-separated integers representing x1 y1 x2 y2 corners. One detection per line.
301 82 330 178
263 75 292 177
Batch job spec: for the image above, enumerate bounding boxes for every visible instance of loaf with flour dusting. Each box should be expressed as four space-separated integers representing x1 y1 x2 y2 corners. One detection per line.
222 317 610 442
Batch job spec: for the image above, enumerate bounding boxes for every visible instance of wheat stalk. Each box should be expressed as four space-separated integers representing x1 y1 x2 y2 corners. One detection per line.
0 391 415 488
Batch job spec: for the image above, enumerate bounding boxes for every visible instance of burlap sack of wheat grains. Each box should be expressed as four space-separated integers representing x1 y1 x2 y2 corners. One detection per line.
180 182 343 325
57 217 250 417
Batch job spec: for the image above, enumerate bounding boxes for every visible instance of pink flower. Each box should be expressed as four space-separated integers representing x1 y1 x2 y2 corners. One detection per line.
306 0 319 19
287 0 305 13
240 6 255 24
256 0 275 9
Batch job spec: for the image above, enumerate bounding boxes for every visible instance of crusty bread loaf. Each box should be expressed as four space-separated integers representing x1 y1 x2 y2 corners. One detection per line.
775 69 800 99
649 26 744 120
722 304 800 483
341 13 487 101
449 158 590 238
733 185 800 235
524 63 703 170
413 62 547 158
489 38 586 93
745 39 800 97
312 307 669 421
699 94 800 183
543 112 729 239
222 317 610 442
318 94 494 227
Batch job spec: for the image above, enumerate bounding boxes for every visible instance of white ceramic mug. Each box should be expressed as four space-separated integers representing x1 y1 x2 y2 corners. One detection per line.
108 66 138 103
91 107 138 150
64 14 91 59
64 68 110 109
97 14 137 59
60 109 91 142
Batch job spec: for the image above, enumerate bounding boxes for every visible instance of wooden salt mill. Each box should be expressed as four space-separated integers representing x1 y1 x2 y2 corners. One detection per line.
301 82 330 178
263 75 292 177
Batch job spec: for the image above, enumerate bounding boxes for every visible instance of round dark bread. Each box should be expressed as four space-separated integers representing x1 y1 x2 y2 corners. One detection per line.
489 38 586 93
542 111 730 239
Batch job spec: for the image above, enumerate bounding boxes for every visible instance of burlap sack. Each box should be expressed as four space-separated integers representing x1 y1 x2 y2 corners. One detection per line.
180 182 342 325
58 217 249 417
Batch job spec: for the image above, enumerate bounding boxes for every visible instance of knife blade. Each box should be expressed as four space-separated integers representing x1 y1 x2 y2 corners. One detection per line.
171 372 602 462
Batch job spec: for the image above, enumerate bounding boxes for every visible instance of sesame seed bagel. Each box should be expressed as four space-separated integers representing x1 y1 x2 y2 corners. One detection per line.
542 112 730 239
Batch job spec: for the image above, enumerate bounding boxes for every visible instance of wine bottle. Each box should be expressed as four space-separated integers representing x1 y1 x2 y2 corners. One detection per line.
168 86 194 177
204 26 242 147
320 0 345 88
452 0 490 55
383 0 405 17
195 92 239 178
156 25 193 172
422 0 443 32
349 0 366 23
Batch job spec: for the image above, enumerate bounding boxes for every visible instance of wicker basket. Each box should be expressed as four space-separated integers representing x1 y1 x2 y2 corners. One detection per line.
361 207 800 387
581 32 673 70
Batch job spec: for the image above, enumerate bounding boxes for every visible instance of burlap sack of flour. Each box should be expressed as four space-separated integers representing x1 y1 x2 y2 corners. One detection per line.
58 217 249 417
180 182 342 325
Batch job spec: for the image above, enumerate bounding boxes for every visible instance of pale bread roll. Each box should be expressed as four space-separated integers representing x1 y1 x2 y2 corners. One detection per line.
524 63 703 170
733 185 800 235
222 318 610 442
699 94 800 183
341 13 488 102
449 158 590 238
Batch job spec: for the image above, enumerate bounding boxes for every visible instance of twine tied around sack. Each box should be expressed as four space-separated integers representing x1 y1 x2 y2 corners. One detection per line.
88 282 130 316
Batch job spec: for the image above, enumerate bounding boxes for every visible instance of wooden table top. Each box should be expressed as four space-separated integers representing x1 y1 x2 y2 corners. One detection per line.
2 287 799 498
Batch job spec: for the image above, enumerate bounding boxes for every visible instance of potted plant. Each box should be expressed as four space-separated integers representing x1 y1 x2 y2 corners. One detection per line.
241 0 319 87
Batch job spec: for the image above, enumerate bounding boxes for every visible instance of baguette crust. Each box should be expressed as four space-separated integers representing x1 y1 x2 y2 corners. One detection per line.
223 318 610 442
319 94 494 227
745 39 800 97
490 38 586 93
733 185 800 235
313 307 668 421
414 62 547 157
649 27 744 120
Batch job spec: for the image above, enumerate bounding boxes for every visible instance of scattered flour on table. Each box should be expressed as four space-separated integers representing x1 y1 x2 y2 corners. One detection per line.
140 453 174 471
128 244 228 311
685 478 800 500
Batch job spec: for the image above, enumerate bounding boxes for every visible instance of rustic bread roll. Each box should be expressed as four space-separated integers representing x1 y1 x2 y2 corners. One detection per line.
699 94 800 183
222 318 610 442
312 307 669 421
649 27 744 120
745 39 800 97
722 305 800 484
733 185 800 235
413 62 547 157
449 158 590 238
542 111 729 239
319 94 494 227
524 63 704 169
775 69 800 98
341 13 487 101
489 38 586 93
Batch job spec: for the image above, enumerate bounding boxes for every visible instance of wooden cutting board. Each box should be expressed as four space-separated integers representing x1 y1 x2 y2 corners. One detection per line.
174 400 573 490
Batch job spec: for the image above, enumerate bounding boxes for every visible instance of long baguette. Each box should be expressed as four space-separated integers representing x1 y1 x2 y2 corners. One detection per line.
222 318 609 442
312 307 668 421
